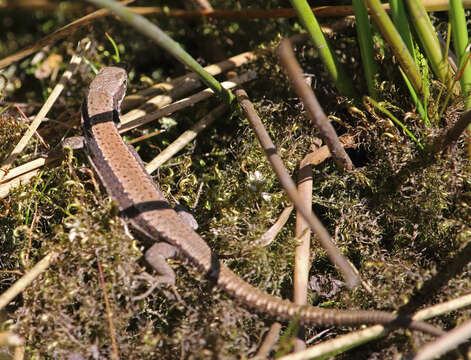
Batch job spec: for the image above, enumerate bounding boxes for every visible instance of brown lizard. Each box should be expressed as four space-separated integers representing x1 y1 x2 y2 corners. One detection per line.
80 66 442 335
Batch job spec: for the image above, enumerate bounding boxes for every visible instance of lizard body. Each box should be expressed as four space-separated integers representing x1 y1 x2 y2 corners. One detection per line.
81 66 442 335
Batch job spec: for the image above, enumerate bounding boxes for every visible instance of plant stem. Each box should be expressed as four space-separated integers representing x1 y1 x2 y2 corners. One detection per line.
353 0 378 98
406 0 450 84
450 0 471 110
289 0 355 97
365 0 423 95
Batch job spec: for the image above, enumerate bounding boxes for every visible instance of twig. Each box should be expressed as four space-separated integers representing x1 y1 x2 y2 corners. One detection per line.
413 318 471 360
0 169 41 199
0 40 89 181
145 104 228 174
429 107 471 154
119 72 256 133
0 251 58 311
235 88 360 289
303 135 356 165
255 205 294 247
277 39 354 171
253 323 282 359
293 159 312 352
121 51 257 111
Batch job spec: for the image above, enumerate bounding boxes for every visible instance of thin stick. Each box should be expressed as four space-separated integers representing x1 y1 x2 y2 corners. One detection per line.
293 159 312 352
303 135 356 165
0 40 89 181
121 51 257 111
235 89 360 288
0 169 41 199
145 104 228 174
429 107 471 154
413 318 471 360
0 153 60 184
109 2 471 20
0 251 58 311
119 71 256 133
277 39 354 171
253 323 282 359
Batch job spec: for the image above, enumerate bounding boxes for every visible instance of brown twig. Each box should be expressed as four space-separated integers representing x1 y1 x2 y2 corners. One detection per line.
0 251 58 311
277 39 354 171
413 318 471 360
253 323 282 359
112 2 471 20
429 108 471 155
293 160 312 352
235 88 360 289
119 71 256 133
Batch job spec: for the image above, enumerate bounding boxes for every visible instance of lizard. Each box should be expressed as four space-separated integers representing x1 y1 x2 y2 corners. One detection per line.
79 66 443 336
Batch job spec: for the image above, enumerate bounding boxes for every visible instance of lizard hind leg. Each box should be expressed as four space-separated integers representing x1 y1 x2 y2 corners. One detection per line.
133 242 177 300
144 242 178 285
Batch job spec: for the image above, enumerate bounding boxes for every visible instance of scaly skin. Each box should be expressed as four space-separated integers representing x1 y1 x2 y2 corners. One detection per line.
81 66 443 336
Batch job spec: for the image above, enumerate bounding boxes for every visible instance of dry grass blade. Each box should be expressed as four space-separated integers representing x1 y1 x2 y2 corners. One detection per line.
0 40 89 181
0 168 40 199
0 153 61 185
235 88 361 289
413 318 471 360
0 251 58 311
145 104 228 174
255 205 294 247
276 39 354 171
119 71 256 133
121 51 257 111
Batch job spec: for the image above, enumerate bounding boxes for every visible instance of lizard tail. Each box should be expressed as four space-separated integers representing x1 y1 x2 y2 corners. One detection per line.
216 263 443 336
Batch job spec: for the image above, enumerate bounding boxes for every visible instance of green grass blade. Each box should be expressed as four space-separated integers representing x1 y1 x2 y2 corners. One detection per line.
289 0 355 97
86 0 234 105
352 0 378 98
365 0 423 95
399 67 429 126
450 0 471 110
390 0 415 58
405 0 451 84
365 96 424 150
